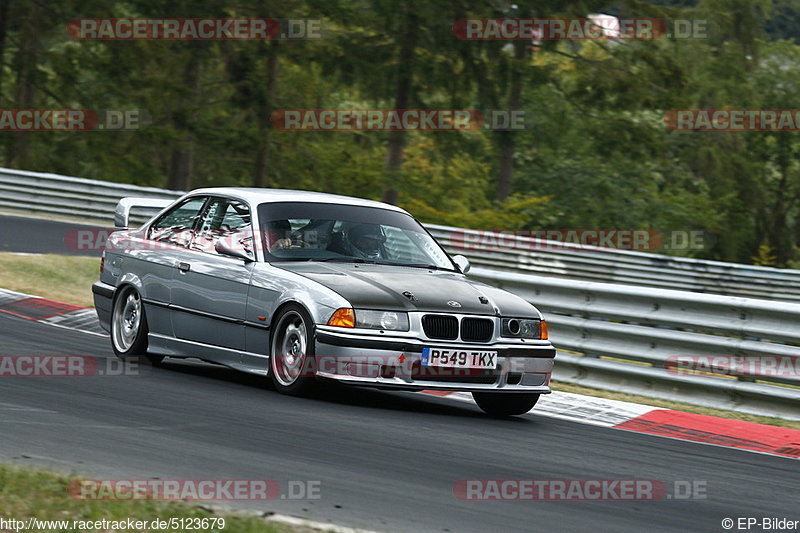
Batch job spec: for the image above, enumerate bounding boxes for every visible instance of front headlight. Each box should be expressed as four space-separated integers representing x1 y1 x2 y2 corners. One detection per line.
355 309 409 331
502 318 544 339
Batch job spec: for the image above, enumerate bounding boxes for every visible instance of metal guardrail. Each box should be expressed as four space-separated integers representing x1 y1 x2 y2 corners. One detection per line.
469 267 800 420
0 168 182 225
427 225 800 302
1 166 798 418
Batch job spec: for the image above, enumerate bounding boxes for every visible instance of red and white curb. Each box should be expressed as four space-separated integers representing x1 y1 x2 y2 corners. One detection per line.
424 390 800 459
2 287 798 460
0 288 105 336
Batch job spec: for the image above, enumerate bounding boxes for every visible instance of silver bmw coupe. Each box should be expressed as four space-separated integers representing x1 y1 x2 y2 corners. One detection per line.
92 188 555 416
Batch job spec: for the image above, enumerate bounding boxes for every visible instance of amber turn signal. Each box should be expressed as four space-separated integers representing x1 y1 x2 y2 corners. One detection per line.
327 308 355 327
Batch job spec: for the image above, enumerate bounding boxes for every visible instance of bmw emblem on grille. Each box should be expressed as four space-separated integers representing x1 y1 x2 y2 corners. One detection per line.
447 300 462 308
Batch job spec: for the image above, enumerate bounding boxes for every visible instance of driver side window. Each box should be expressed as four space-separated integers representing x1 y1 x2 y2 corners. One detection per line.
190 197 253 255
148 197 208 248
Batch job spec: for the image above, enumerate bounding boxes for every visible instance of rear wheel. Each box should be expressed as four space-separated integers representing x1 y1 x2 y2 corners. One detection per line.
472 392 540 417
270 304 316 396
110 286 164 365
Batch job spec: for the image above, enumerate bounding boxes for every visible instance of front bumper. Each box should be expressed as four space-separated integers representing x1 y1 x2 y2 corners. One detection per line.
314 327 555 393
92 281 115 333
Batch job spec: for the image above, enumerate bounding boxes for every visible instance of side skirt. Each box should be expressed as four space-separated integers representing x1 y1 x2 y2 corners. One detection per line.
148 333 270 376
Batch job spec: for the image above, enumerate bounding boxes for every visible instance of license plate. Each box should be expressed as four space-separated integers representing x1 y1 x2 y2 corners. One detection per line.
421 348 497 369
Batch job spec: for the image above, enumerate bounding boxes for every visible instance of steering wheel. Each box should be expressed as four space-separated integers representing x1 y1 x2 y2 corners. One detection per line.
288 232 307 248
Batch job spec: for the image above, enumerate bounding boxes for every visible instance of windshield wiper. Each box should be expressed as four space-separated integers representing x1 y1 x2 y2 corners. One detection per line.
315 257 376 264
312 257 452 270
374 261 451 271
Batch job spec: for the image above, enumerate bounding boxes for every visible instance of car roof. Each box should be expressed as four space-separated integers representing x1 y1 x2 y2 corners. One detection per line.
188 187 410 215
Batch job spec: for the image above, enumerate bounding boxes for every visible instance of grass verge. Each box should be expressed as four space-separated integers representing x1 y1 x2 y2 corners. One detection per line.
0 464 318 533
0 252 98 307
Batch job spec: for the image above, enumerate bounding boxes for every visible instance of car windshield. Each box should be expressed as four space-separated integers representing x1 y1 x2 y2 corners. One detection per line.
258 201 455 270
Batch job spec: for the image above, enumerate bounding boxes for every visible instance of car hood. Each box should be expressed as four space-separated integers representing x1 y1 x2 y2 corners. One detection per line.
275 262 540 317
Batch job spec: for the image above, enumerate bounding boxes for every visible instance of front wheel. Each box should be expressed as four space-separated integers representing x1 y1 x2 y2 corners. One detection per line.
472 392 540 417
270 304 316 396
110 286 163 365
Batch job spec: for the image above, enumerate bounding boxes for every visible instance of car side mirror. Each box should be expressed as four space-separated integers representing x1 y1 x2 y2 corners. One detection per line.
215 240 254 262
452 254 471 274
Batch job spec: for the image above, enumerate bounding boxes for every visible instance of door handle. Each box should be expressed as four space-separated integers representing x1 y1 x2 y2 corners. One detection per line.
178 262 191 272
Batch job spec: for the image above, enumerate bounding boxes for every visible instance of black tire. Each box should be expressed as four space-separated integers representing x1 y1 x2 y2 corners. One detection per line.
472 392 540 417
269 304 317 396
110 286 164 365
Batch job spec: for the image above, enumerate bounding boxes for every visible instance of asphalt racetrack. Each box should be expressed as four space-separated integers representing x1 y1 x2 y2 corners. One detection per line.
0 313 797 532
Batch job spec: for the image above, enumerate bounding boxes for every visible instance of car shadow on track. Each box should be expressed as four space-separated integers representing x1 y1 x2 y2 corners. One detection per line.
151 357 534 423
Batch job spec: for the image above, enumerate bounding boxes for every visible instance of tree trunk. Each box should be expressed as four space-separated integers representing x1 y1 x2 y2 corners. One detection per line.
382 0 418 205
8 0 39 168
253 42 279 188
168 146 194 191
0 0 10 106
166 53 201 191
494 40 525 202
767 136 792 265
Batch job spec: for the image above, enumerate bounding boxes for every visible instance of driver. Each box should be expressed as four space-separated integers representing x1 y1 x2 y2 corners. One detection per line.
266 219 293 250
347 223 386 260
